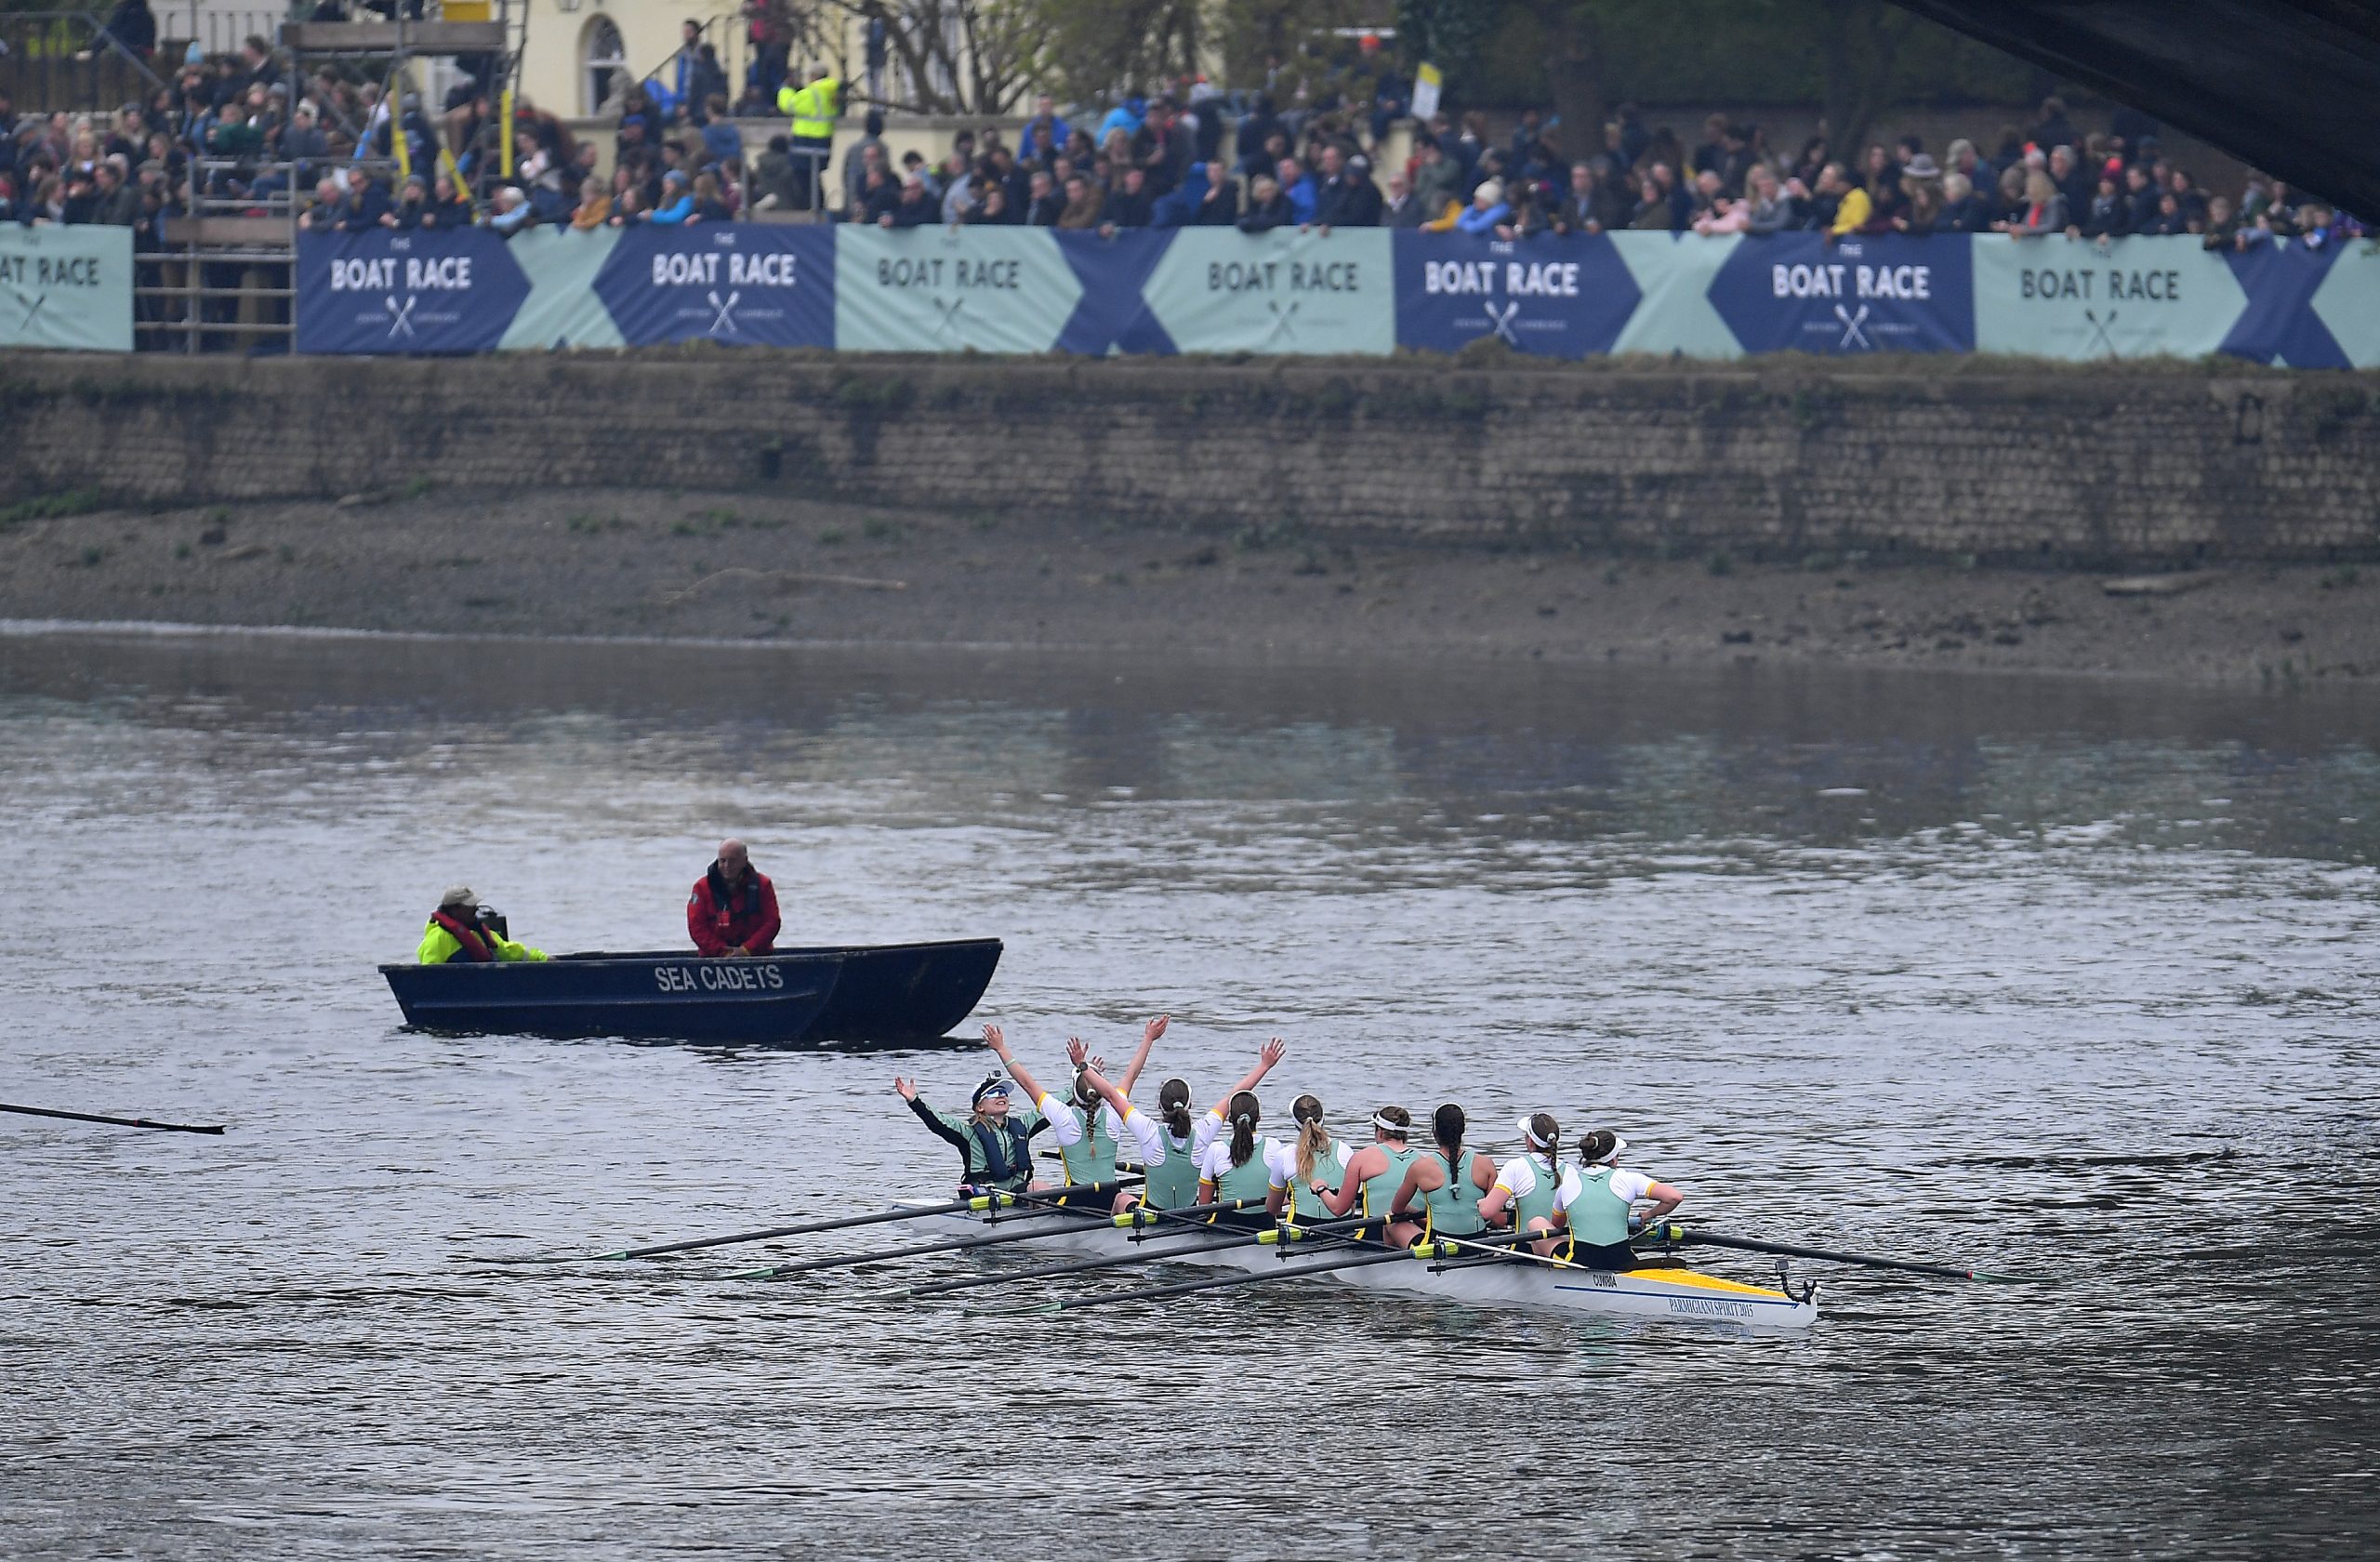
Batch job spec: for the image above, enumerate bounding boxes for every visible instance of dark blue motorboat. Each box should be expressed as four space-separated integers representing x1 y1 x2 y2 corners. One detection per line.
378 938 1001 1046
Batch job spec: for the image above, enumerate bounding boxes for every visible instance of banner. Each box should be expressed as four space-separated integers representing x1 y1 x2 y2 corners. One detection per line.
1393 231 1638 356
0 225 132 351
279 226 2380 366
295 229 528 355
1141 229 1395 355
835 227 1081 352
594 225 834 348
498 227 623 351
1973 234 2241 360
1709 232 1973 354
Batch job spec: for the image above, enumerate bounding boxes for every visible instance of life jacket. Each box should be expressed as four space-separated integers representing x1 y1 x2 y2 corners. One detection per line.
704 865 770 940
968 1115 1035 1191
431 909 496 962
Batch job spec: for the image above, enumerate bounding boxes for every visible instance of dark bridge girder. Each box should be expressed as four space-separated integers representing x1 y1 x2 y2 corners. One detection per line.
1888 0 2380 215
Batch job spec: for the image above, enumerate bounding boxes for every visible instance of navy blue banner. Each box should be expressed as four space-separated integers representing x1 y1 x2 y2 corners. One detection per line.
2221 239 2351 367
1708 232 1975 354
1393 232 1639 356
1051 230 1180 355
593 226 834 348
295 229 527 355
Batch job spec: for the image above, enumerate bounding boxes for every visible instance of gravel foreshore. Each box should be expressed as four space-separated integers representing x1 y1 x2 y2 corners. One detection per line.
3 486 2375 685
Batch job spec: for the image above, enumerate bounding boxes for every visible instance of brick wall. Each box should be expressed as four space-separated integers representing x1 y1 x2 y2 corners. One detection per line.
7 352 2378 567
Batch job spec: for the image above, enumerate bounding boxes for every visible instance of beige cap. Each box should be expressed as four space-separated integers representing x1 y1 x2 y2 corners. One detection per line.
439 884 477 908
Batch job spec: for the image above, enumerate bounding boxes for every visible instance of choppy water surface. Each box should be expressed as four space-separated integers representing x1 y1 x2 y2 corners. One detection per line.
2 629 2375 1558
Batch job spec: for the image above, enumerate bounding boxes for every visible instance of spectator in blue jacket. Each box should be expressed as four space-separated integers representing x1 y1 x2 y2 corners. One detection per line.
1454 178 1509 234
1276 155 1316 223
648 168 695 224
1096 94 1144 144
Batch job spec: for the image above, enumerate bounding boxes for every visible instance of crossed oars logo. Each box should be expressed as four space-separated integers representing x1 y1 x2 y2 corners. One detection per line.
1832 302 1872 351
1482 298 1521 345
382 294 417 338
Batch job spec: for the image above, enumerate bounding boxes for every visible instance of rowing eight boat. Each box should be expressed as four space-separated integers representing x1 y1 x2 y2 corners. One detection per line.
905 1201 1821 1330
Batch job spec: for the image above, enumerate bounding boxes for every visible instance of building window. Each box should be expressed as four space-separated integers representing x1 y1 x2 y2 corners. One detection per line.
582 17 627 117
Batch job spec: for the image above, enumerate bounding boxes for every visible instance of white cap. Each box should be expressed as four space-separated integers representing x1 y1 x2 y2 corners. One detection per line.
1587 1133 1629 1166
1517 1116 1554 1150
439 884 477 907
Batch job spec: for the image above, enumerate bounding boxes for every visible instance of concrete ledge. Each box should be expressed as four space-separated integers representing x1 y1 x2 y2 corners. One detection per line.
279 21 509 52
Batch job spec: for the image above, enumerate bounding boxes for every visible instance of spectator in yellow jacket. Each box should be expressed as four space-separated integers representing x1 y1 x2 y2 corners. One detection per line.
416 885 548 965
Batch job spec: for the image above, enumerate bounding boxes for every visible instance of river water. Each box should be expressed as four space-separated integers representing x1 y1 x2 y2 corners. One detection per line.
2 627 2374 1558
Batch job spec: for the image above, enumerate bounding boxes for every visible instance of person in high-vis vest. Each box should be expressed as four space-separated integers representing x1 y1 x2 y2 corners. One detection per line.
1553 1129 1684 1270
894 1023 1081 1195
774 63 841 209
416 885 548 964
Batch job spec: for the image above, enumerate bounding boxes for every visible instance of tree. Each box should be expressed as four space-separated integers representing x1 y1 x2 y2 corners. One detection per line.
1816 0 1917 158
1013 0 1205 106
787 1 1048 116
1515 1 1607 162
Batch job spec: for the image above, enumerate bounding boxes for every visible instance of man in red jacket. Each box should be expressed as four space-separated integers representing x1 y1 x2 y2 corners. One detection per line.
688 838 781 957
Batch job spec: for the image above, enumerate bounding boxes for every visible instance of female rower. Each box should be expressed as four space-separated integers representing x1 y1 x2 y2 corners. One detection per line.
1388 1104 1497 1246
1037 1029 1175 1213
1478 1112 1567 1256
1553 1130 1685 1270
893 1023 1081 1197
1265 1094 1349 1224
1118 1035 1282 1211
1317 1105 1422 1238
1195 1039 1290 1218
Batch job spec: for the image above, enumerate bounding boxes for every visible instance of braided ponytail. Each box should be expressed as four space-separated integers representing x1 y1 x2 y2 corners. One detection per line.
1433 1103 1466 1186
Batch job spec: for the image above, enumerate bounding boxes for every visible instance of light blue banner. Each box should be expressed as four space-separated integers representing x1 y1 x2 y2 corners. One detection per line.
0 225 133 352
834 227 1081 353
1142 230 1395 355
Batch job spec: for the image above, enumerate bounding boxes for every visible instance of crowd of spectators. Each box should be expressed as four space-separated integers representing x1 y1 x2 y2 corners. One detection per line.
1 9 2360 261
853 89 2362 254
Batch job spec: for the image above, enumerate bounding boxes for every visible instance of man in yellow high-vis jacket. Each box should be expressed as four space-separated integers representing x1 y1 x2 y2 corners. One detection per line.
774 64 842 210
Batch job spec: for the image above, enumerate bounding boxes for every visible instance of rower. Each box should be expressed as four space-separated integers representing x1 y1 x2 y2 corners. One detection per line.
892 1023 1081 1198
1479 1112 1567 1256
416 885 547 964
1195 1038 1290 1219
1388 1103 1497 1246
1316 1104 1421 1234
1132 1036 1283 1212
1552 1130 1684 1270
1063 1055 1168 1213
1266 1094 1349 1224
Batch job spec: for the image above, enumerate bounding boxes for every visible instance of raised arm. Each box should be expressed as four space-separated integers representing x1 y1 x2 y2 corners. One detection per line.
1207 1036 1286 1118
1117 1013 1169 1097
983 1024 1079 1145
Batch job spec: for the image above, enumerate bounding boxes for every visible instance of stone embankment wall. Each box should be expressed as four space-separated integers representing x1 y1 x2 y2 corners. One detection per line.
6 353 2377 567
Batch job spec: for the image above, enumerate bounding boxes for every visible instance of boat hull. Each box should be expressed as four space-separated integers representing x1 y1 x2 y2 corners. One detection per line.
909 1205 1819 1330
377 938 999 1046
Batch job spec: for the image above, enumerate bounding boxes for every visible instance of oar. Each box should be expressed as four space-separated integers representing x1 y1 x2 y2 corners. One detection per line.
1 1102 225 1135
473 1180 1136 1265
1652 1225 2028 1283
886 1210 1365 1302
984 1233 1491 1317
734 1181 1146 1280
